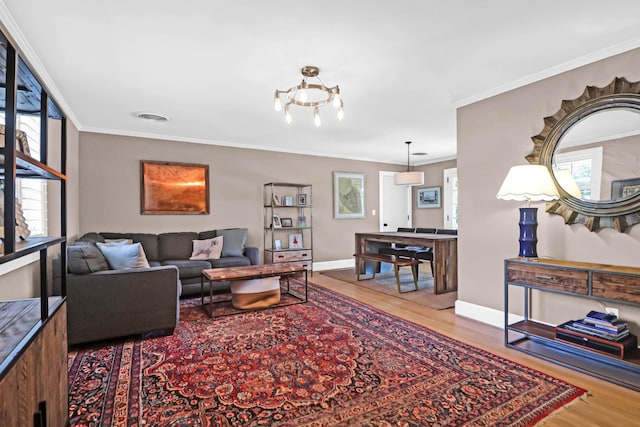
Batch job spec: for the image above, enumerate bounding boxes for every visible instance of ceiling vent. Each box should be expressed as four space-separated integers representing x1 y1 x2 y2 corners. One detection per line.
135 112 169 122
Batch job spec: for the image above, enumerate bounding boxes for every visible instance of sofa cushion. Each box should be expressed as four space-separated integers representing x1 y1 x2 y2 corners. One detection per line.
198 229 217 240
100 232 160 262
78 232 106 243
161 259 211 279
190 236 223 260
209 256 251 269
97 242 151 270
217 228 248 257
67 242 110 274
159 232 199 260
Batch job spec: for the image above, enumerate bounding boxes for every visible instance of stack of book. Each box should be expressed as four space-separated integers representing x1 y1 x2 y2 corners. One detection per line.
564 310 630 341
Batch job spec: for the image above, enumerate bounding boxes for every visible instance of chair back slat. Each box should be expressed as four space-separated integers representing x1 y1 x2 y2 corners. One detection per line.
415 227 436 233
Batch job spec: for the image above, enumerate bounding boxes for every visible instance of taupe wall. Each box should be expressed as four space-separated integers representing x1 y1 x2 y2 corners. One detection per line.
413 159 457 228
457 48 640 327
78 133 410 264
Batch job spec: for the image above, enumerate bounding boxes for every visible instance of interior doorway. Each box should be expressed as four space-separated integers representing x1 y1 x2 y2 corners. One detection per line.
379 171 412 232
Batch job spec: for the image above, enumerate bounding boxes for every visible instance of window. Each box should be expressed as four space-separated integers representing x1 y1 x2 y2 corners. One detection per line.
553 147 603 200
0 113 48 236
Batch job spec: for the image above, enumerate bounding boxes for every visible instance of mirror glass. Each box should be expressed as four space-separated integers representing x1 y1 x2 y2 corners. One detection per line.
552 108 640 202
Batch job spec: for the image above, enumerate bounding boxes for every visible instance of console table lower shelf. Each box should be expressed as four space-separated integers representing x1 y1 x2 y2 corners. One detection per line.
200 262 309 318
507 320 640 391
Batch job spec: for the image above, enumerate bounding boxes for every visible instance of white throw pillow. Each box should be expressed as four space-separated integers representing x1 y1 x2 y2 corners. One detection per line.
97 242 150 269
190 236 223 260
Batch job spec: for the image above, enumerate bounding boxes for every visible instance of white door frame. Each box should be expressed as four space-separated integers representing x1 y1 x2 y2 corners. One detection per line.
379 171 412 231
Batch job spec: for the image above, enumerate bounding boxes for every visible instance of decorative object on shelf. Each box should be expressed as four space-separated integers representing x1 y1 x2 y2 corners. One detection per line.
281 217 293 227
140 161 209 214
296 193 308 206
417 186 441 208
273 66 343 127
289 233 303 249
0 125 32 155
274 239 282 250
0 185 31 241
394 141 424 186
297 216 307 227
284 195 294 206
272 194 281 206
611 177 640 199
272 215 282 228
333 171 365 219
496 165 559 258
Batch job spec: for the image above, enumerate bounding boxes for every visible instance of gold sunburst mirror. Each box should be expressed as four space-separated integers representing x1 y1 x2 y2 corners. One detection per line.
526 77 640 232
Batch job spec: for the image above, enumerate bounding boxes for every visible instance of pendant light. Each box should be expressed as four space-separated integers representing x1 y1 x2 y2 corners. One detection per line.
394 141 425 186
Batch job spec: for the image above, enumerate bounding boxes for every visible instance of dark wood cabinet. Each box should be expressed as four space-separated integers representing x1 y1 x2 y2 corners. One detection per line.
505 258 640 391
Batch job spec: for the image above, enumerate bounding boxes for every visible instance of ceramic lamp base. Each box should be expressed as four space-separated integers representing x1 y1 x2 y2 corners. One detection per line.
518 207 538 258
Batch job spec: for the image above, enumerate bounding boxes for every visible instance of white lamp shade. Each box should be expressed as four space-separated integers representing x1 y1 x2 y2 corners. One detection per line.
496 165 559 201
553 169 582 198
394 171 425 186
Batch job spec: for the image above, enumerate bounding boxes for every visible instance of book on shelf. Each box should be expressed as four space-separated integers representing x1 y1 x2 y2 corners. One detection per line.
564 320 630 341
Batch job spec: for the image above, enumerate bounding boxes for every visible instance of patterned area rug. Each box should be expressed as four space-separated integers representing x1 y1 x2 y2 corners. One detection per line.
68 279 586 426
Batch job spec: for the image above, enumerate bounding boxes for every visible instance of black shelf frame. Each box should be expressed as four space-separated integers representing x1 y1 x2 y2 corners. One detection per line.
504 261 640 392
0 27 68 385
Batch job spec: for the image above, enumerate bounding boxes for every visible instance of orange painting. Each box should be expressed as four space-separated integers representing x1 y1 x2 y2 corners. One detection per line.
141 161 209 214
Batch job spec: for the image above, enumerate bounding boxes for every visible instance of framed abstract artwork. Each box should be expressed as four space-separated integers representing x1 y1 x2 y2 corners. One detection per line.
333 171 365 219
140 161 209 214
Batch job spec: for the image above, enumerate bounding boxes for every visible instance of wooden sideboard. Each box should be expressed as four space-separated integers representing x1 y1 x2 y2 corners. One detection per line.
504 258 640 391
0 298 68 426
355 232 457 294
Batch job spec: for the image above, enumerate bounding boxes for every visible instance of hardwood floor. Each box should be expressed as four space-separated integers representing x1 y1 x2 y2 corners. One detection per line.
311 272 640 427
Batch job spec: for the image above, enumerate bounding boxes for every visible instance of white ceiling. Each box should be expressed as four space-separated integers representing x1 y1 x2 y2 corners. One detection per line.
2 1 640 165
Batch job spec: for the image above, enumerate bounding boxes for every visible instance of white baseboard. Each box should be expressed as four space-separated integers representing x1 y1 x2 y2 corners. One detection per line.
313 259 354 272
454 300 524 329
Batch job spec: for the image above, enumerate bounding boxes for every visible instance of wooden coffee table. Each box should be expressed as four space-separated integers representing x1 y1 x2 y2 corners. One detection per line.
200 262 308 317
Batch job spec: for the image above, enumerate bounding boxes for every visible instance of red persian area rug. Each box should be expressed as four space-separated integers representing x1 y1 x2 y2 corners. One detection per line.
68 279 586 426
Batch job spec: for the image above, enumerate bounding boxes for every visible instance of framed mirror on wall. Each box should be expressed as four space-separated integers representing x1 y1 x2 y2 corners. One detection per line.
527 77 640 232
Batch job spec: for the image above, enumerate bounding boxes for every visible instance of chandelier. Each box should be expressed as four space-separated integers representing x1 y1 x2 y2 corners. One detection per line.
273 66 343 126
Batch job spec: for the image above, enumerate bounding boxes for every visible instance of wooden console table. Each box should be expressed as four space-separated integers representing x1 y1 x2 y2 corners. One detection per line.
505 258 640 391
354 232 457 294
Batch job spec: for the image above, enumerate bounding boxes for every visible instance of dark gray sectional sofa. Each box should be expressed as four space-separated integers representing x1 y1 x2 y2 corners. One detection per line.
55 229 259 345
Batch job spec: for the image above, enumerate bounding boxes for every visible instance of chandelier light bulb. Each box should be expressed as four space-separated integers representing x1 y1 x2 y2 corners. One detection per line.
273 93 282 112
337 105 344 121
314 106 321 127
332 87 341 107
285 105 292 124
299 89 308 103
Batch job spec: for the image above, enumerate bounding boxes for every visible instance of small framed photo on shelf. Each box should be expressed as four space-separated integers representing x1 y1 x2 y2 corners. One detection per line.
274 239 282 250
289 233 303 249
272 194 281 206
297 215 307 227
297 193 308 206
272 214 282 228
281 217 293 227
284 195 294 206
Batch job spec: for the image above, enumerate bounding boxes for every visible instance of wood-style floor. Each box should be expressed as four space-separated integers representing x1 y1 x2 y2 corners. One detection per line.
311 272 640 427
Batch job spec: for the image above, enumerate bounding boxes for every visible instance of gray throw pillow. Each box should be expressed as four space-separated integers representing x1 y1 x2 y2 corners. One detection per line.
67 242 110 274
97 242 151 270
218 228 248 257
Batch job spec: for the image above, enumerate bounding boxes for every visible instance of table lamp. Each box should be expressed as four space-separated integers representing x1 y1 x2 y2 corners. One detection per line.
496 165 559 258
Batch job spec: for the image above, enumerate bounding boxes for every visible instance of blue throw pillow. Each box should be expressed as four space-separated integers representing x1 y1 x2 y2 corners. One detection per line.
217 228 248 257
97 242 150 270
